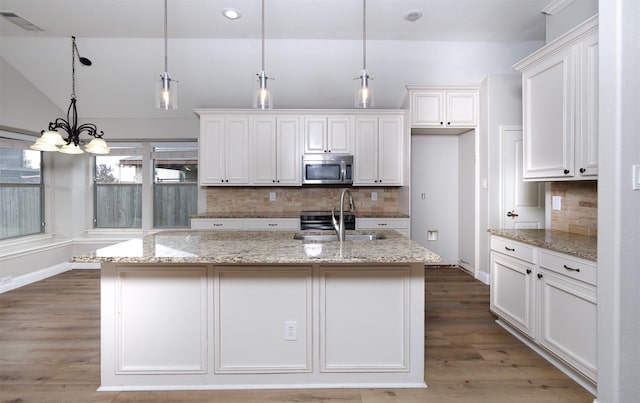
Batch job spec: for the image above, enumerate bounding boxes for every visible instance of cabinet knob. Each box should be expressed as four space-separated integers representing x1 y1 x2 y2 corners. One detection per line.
440 121 444 125
221 179 224 183
272 180 276 183
563 169 570 175
537 273 543 279
579 168 586 173
526 269 532 274
447 122 451 125
225 179 229 183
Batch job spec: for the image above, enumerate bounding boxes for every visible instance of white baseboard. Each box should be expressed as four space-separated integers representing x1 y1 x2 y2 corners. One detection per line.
475 270 490 285
98 382 428 392
0 262 71 294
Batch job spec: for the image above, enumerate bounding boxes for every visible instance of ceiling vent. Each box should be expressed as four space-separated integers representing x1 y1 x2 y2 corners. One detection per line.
0 11 44 31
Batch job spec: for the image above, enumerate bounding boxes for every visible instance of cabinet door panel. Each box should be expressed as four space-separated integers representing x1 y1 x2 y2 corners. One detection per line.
327 117 352 153
252 117 277 184
378 117 403 185
411 91 444 126
354 118 379 184
276 117 301 185
225 118 250 184
446 92 477 127
199 118 227 185
538 271 597 381
490 253 535 337
578 33 599 177
303 118 327 153
523 48 574 179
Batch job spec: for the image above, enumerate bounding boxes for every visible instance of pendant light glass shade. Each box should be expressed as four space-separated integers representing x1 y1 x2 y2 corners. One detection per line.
156 0 177 110
355 69 374 108
84 138 111 154
253 71 272 110
253 0 272 109
156 72 178 110
354 0 374 108
59 142 85 154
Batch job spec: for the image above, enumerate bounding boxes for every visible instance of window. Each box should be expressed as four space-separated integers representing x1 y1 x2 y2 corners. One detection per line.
94 145 143 228
93 142 198 229
0 136 44 240
153 144 198 228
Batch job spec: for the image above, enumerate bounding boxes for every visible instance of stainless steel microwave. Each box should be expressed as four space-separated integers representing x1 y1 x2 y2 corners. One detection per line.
301 154 353 185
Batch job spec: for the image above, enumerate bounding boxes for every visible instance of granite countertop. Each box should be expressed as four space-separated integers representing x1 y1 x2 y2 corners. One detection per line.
191 212 410 219
72 230 441 265
488 229 597 262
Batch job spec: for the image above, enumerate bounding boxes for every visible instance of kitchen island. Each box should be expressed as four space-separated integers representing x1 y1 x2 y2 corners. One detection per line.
72 230 441 391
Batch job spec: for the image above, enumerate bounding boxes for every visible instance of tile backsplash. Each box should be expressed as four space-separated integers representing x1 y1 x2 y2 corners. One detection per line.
205 187 400 214
550 181 597 236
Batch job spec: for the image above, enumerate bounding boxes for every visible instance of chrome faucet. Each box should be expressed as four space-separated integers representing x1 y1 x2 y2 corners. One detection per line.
331 188 355 242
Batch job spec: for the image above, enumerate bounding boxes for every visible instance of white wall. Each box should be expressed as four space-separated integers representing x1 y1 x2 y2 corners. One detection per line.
598 0 640 401
479 74 525 282
0 57 63 133
458 130 476 271
410 134 459 264
545 0 598 43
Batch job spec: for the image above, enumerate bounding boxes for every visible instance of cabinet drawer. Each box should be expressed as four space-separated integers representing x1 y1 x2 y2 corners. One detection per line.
356 218 409 230
191 218 245 230
539 250 596 286
246 218 299 231
490 237 534 263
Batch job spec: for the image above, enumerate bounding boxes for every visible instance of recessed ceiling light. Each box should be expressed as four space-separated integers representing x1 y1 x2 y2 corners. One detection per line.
404 9 423 22
222 8 241 20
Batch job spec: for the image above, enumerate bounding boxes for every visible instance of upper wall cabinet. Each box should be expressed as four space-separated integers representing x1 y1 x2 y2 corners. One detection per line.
252 116 301 186
354 115 404 186
303 116 353 154
407 86 478 129
199 116 250 186
513 16 598 181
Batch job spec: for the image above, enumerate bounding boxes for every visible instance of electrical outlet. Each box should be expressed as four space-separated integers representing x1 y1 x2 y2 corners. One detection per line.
552 196 562 210
269 191 276 201
427 230 438 241
371 191 378 201
284 321 297 341
633 165 640 191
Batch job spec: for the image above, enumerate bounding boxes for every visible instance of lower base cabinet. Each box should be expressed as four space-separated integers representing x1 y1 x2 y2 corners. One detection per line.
490 235 597 390
356 218 410 237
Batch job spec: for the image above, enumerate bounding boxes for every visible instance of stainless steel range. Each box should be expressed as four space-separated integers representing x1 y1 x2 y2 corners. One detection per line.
300 211 355 231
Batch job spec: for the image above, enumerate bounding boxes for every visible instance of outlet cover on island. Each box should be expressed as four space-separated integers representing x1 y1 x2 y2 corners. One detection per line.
427 230 438 241
552 195 562 210
371 191 378 201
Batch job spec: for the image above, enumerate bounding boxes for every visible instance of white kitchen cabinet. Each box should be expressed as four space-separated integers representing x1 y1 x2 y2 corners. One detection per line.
199 116 250 185
490 237 536 338
303 116 353 154
356 218 410 237
490 234 597 389
513 16 598 180
409 88 478 129
537 251 597 382
354 116 403 186
252 116 301 185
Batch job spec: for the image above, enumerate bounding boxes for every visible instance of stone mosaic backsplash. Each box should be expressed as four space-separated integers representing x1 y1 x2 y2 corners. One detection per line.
550 181 597 236
205 187 400 214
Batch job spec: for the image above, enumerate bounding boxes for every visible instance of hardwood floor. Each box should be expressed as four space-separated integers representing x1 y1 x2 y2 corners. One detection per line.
0 267 595 402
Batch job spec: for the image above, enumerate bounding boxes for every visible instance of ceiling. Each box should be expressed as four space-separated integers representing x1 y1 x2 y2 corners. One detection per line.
0 0 548 120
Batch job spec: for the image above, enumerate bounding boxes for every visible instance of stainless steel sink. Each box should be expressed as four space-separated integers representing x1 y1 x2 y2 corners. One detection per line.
294 233 386 241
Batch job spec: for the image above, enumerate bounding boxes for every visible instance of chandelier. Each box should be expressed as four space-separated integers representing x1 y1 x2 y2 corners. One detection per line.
31 36 109 154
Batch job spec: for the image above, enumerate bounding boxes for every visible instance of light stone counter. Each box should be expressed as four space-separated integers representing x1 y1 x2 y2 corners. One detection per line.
73 229 441 265
488 229 596 262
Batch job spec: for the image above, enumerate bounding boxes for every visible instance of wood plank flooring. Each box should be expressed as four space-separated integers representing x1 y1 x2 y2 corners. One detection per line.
0 267 595 402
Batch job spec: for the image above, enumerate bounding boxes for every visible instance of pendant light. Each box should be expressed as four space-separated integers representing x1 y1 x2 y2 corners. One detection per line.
253 0 272 109
31 36 110 155
156 0 178 110
354 0 374 108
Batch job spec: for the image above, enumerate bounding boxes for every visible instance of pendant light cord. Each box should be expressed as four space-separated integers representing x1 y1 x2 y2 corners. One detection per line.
261 0 265 71
71 36 77 98
164 0 168 73
362 0 366 70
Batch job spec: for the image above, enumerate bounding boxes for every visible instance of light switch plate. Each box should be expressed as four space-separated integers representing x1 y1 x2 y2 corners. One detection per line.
269 191 276 201
552 196 562 210
633 165 640 191
371 191 378 201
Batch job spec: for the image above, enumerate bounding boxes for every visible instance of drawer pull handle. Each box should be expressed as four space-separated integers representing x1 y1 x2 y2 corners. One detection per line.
378 223 388 226
505 246 515 252
563 264 580 272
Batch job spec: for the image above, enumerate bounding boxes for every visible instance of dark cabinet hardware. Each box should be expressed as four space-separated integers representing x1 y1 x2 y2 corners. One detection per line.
563 264 580 272
506 211 519 217
564 169 570 174
580 168 586 173
505 246 515 252
537 273 543 279
526 269 532 274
